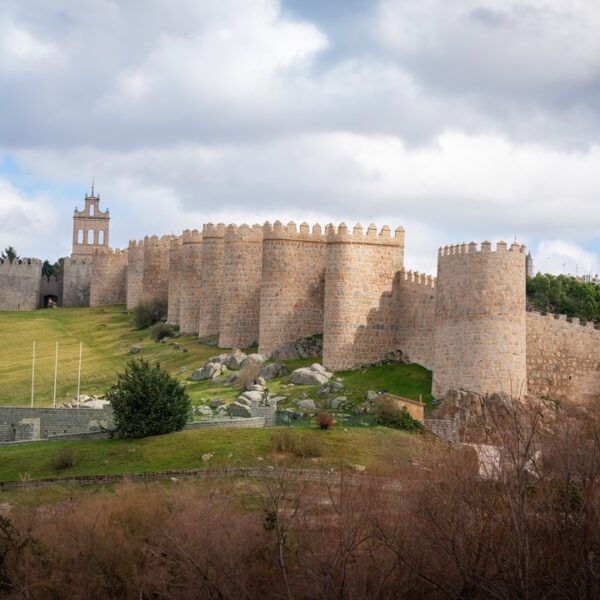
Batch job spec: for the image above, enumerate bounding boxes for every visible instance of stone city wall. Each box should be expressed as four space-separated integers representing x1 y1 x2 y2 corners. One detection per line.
432 241 527 398
126 239 144 309
396 270 436 369
39 275 62 307
142 235 173 301
198 224 225 337
0 259 42 311
167 236 182 325
258 222 327 357
219 224 263 349
323 224 405 370
90 248 128 307
62 256 92 308
0 406 114 442
179 229 203 334
526 312 600 402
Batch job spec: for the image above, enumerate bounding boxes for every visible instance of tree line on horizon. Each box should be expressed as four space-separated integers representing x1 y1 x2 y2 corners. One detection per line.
527 273 600 322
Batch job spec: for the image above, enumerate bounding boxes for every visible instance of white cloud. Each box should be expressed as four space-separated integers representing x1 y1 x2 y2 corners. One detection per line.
13 129 600 269
0 179 60 259
534 240 599 277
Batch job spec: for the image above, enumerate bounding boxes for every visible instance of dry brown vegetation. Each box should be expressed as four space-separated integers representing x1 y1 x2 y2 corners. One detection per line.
2 399 600 598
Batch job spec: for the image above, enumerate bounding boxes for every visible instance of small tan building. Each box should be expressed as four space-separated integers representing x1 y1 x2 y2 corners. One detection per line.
377 393 425 423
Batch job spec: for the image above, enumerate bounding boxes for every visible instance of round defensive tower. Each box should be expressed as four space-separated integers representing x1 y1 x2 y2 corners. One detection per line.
323 223 405 371
258 221 327 357
126 239 144 309
142 235 173 301
432 241 527 398
167 236 182 325
219 224 263 349
198 224 225 337
178 229 203 334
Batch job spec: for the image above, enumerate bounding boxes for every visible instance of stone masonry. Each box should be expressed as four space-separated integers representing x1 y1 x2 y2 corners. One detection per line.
167 236 182 325
90 248 128 307
198 224 225 337
323 223 405 370
0 406 114 442
219 224 263 349
527 312 600 402
432 242 527 398
178 229 203 334
0 259 41 311
126 239 144 309
6 187 600 403
258 222 327 357
142 235 173 301
62 256 92 308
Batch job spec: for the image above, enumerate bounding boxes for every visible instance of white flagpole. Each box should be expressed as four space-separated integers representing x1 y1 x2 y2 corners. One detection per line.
31 341 36 408
53 341 59 408
76 341 82 408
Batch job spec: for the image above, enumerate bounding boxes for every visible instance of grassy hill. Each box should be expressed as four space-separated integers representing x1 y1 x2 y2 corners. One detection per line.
0 425 423 483
0 305 433 409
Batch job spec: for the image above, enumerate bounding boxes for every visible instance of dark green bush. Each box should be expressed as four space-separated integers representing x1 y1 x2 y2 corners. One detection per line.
150 322 178 341
133 296 168 329
107 359 191 439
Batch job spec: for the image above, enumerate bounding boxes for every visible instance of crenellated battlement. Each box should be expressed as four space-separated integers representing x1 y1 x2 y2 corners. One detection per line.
400 269 436 288
181 229 202 244
224 223 263 243
326 222 405 246
529 310 600 331
262 221 326 242
128 239 144 248
0 258 41 268
438 240 526 257
202 223 226 239
143 234 173 248
64 257 90 266
92 247 127 257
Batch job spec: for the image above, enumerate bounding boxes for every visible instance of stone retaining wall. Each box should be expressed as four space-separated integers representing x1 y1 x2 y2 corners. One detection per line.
0 407 114 442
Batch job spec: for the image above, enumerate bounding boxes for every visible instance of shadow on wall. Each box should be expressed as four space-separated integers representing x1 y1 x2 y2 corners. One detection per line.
353 271 402 367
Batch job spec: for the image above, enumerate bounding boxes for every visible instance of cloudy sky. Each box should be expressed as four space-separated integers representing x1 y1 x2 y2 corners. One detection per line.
1 0 599 275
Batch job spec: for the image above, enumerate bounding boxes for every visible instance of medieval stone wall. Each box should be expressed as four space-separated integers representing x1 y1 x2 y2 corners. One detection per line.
219 224 263 349
179 229 203 334
259 222 327 357
198 224 224 337
167 237 182 325
432 241 527 398
126 240 144 309
142 235 173 301
0 259 41 311
322 224 405 370
526 312 600 402
396 270 436 369
89 248 128 307
62 257 92 308
39 275 62 307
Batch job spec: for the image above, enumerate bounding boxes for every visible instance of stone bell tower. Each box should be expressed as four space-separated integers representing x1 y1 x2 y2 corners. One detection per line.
71 183 110 256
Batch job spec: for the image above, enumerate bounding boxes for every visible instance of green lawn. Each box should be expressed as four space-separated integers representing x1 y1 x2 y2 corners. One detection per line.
0 305 434 410
0 306 223 407
0 426 423 482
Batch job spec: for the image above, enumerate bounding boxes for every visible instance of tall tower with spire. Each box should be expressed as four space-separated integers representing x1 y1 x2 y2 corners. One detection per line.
526 251 534 278
71 183 110 256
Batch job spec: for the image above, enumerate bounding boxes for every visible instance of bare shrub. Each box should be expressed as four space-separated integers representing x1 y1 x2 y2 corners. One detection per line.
271 430 323 458
315 413 334 430
5 399 600 598
53 447 77 470
236 363 261 392
133 295 168 329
